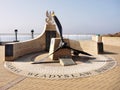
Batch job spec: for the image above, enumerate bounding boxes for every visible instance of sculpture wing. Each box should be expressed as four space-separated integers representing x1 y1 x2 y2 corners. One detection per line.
65 46 92 56
52 15 64 42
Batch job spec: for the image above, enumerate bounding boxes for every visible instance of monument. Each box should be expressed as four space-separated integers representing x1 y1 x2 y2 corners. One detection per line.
3 11 116 79
32 11 91 65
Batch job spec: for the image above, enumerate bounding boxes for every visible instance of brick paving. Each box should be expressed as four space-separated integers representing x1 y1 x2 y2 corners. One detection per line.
0 45 120 90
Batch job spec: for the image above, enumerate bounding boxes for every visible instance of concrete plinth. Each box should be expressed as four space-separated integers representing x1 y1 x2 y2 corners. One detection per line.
49 38 71 60
59 58 76 66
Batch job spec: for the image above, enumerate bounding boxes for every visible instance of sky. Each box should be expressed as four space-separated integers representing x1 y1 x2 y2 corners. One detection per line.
0 0 120 34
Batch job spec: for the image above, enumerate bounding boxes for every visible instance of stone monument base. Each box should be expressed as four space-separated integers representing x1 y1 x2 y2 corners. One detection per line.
49 38 71 60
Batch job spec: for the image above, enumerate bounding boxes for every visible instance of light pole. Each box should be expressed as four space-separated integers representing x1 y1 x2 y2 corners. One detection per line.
14 29 19 42
31 29 34 39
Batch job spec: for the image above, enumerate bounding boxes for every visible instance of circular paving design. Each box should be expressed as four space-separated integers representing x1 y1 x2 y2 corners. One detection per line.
4 52 117 79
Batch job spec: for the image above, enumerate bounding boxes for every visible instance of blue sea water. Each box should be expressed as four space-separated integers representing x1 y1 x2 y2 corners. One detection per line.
0 33 93 42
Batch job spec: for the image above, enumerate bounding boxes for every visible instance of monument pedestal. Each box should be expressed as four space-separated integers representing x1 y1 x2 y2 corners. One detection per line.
49 38 71 60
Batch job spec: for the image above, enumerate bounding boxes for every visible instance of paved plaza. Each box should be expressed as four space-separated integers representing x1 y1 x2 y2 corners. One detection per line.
4 54 116 79
0 45 120 90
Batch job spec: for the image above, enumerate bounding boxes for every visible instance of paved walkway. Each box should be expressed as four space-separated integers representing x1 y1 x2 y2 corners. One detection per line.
0 45 120 90
4 54 116 79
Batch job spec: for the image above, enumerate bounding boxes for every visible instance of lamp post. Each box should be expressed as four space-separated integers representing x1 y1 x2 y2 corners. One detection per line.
31 29 34 39
14 29 18 42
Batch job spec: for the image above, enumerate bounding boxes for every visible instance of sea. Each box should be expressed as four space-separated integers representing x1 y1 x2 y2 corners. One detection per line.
0 33 93 42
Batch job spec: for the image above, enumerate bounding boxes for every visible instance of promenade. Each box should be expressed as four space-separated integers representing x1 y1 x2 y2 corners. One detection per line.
0 45 120 90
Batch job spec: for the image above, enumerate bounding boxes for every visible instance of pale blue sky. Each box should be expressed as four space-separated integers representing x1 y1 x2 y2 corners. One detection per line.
0 0 120 34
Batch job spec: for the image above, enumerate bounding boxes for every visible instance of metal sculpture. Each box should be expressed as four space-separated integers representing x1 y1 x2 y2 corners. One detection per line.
32 12 91 64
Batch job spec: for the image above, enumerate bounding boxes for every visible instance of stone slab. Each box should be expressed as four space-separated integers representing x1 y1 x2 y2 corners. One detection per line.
59 58 76 66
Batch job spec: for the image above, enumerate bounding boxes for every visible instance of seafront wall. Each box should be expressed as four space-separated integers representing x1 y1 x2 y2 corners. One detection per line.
1 34 103 61
5 34 46 61
102 37 120 47
92 35 120 47
0 46 5 61
3 39 103 61
5 24 59 61
2 30 104 61
79 40 99 55
70 40 102 55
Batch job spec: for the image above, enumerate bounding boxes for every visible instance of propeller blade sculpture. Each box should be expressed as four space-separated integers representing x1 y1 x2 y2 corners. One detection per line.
32 12 91 64
52 13 91 56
